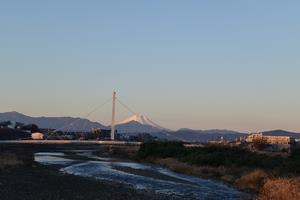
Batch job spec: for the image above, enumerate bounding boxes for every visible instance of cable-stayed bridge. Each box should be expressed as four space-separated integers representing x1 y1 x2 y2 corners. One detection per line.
0 91 181 145
52 91 170 140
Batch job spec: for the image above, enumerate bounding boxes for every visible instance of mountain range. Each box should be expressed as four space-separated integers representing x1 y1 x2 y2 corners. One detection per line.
0 111 106 132
1 111 299 142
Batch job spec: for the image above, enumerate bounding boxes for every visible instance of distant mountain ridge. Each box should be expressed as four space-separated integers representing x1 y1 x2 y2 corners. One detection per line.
170 129 247 142
1 111 299 142
0 111 106 132
262 130 300 138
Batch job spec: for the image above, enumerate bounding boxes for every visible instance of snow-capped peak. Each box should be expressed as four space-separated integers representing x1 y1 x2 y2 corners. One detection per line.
119 114 165 130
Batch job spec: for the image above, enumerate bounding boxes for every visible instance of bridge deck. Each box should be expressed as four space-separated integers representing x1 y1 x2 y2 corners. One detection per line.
0 140 142 146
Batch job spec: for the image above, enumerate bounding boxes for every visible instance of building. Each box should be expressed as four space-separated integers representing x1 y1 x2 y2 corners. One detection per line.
246 132 295 151
208 136 227 144
91 128 119 140
246 132 293 145
31 132 44 140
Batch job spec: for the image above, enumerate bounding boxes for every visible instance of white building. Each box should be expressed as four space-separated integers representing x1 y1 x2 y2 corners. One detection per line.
31 132 44 140
246 132 292 145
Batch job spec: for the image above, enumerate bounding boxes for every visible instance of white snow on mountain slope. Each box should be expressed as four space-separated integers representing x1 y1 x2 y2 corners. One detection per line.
120 115 165 129
116 114 169 133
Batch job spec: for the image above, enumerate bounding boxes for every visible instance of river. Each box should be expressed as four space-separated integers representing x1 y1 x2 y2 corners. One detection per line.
34 150 249 200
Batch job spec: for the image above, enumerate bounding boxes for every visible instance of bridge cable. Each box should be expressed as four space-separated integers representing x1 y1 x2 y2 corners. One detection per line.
116 97 137 115
53 97 112 133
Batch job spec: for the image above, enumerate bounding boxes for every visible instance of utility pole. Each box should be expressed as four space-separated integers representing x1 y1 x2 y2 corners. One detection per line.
111 91 116 140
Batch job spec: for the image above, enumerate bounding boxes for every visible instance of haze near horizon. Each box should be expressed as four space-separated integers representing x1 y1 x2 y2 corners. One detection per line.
1 1 300 132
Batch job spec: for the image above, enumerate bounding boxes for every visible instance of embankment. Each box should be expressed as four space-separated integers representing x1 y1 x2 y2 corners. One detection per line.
134 141 300 199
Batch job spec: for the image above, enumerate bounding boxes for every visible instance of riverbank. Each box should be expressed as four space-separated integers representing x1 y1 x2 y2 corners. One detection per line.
0 165 168 200
93 141 300 200
94 143 252 187
0 148 180 200
40 150 247 199
135 142 300 200
3 142 299 200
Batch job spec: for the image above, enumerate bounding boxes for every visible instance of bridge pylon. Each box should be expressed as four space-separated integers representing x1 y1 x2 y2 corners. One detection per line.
110 91 116 140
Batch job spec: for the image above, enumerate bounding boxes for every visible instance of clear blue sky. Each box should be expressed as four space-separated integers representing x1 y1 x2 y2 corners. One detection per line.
1 1 300 132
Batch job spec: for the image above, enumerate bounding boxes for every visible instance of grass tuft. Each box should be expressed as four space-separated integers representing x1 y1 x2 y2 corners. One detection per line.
258 177 300 200
235 169 268 191
0 153 24 169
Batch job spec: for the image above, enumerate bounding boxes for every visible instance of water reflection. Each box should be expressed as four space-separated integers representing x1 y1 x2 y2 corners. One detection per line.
34 152 75 165
35 151 249 200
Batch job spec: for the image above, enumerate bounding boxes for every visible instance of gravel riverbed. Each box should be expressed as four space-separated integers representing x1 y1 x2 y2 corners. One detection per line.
0 164 181 200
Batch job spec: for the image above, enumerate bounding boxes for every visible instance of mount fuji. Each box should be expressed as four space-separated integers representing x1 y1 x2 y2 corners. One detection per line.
115 114 168 134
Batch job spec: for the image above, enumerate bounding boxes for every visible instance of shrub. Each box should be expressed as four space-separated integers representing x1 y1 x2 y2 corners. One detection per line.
235 169 268 191
258 177 300 200
155 158 193 173
137 142 300 177
182 145 282 169
154 158 231 180
0 153 24 169
138 141 185 159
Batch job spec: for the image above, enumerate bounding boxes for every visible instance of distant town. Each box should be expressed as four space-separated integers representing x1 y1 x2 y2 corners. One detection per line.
1 111 300 154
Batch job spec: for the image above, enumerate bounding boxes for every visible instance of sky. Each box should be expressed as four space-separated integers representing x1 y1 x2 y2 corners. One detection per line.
1 1 300 132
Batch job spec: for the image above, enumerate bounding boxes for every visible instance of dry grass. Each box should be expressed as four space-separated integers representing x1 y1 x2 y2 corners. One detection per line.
235 169 268 191
110 145 140 159
0 153 24 169
94 145 140 159
258 177 300 200
153 158 236 182
154 158 193 173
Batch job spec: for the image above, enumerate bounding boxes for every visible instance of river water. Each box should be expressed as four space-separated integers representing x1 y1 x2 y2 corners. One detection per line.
34 150 249 200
